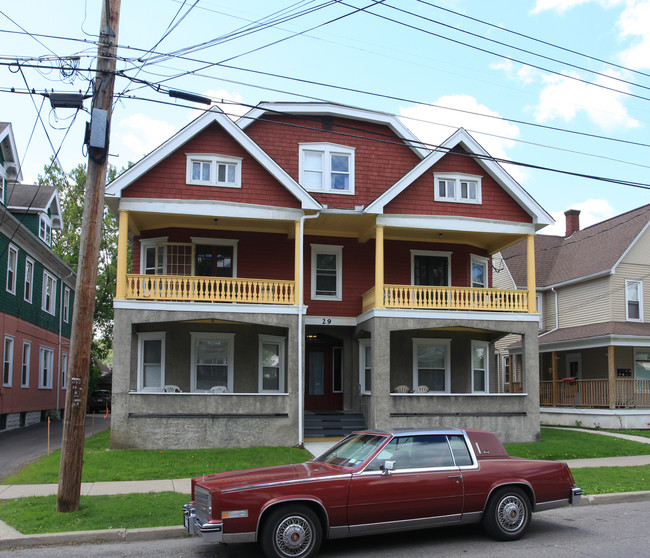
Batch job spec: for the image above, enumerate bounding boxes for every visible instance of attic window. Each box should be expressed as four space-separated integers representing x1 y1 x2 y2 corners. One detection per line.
299 143 355 194
39 215 52 245
434 173 482 204
186 154 242 188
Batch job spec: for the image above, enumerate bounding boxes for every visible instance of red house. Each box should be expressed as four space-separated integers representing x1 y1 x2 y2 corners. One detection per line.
106 102 552 448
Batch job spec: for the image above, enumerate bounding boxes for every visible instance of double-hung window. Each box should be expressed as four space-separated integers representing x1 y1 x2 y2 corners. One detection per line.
471 255 488 288
137 332 166 391
259 335 285 393
42 271 57 315
299 143 355 193
191 332 234 392
39 215 52 245
434 173 481 204
3 336 14 387
63 288 70 323
359 339 372 394
311 244 343 300
6 245 17 295
21 341 30 387
24 258 34 303
626 280 643 322
39 347 54 389
186 154 242 188
412 338 450 393
61 353 68 390
471 341 489 393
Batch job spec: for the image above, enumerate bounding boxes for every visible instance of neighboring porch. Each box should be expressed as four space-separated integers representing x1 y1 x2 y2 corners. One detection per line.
540 378 650 409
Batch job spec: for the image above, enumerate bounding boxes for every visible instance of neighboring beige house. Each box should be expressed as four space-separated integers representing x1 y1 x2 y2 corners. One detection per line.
498 205 650 429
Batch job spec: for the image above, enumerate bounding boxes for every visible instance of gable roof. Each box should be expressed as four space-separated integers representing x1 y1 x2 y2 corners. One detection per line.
6 183 63 229
0 122 23 183
238 102 431 160
106 105 321 211
364 127 553 229
502 204 650 288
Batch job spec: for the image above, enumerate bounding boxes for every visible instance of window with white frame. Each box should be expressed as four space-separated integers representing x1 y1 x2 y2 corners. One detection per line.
21 341 30 387
634 349 650 385
39 346 54 389
137 332 166 391
311 244 343 300
258 335 285 393
61 352 68 390
3 336 14 387
24 258 34 303
63 287 70 323
471 341 489 393
191 332 234 392
471 255 489 288
434 173 482 204
299 143 355 193
0 177 4 205
39 214 52 245
359 339 372 394
412 338 450 393
186 154 242 188
42 271 57 315
140 237 168 275
626 280 643 322
6 244 17 295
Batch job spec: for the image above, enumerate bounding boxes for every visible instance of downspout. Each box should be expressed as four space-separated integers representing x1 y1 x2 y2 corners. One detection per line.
297 211 320 447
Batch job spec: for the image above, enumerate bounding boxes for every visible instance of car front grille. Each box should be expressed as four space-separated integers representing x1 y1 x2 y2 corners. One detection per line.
195 486 212 520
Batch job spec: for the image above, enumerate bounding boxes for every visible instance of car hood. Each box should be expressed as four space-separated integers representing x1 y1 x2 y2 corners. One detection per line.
194 461 349 493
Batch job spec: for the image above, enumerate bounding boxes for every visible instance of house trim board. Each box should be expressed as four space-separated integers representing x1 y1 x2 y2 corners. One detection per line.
612 220 650 273
377 213 536 236
509 333 650 354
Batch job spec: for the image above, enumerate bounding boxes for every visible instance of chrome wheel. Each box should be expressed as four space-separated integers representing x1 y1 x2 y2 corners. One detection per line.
483 487 531 541
496 494 526 533
262 505 322 558
275 515 313 556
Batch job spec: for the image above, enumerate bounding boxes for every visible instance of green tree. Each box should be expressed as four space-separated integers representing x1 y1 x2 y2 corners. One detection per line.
38 161 120 349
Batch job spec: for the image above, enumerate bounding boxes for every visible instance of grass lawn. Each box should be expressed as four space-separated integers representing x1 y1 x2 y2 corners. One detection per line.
3 429 311 485
504 427 650 460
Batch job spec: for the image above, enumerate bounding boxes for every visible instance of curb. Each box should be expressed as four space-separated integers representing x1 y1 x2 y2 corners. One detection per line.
2 491 649 550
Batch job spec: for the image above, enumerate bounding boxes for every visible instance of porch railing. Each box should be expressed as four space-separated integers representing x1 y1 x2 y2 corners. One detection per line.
362 285 529 313
125 274 296 305
540 379 650 408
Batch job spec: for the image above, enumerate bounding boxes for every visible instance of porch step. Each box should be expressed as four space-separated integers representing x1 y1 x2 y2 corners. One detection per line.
304 412 366 438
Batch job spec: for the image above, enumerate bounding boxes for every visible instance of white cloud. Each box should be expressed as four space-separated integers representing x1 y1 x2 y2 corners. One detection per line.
540 198 616 235
533 71 640 130
618 0 650 69
532 0 622 13
116 114 177 163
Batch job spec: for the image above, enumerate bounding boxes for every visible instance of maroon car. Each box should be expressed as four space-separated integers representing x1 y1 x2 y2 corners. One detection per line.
183 428 582 558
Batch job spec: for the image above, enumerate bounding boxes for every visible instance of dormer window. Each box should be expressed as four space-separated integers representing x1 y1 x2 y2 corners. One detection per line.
39 215 52 245
434 173 482 204
186 154 242 188
299 143 355 194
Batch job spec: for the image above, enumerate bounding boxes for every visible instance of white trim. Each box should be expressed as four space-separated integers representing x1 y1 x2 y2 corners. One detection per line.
105 106 320 210
625 279 643 322
21 340 31 388
258 334 286 393
38 346 54 389
6 244 17 295
139 236 169 275
186 153 242 188
471 340 489 393
470 254 489 289
410 250 452 286
434 172 482 204
24 257 34 303
137 332 166 392
39 214 52 245
114 299 302 314
3 335 14 387
412 338 451 393
190 332 235 393
299 142 355 194
311 244 343 301
41 270 57 315
359 338 372 395
377 213 536 236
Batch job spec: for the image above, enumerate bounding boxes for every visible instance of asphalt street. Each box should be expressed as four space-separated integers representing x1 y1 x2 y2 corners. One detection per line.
0 414 111 480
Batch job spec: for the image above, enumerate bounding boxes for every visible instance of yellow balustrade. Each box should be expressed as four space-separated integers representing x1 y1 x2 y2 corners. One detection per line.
125 274 296 305
362 285 529 312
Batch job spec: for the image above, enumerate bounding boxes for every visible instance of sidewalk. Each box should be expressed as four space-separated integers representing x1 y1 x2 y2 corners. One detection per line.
1 433 650 549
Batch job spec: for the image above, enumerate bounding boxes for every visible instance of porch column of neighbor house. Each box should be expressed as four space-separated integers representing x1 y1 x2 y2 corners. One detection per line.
375 225 385 309
608 345 616 409
116 209 129 300
508 355 514 393
552 351 558 407
520 322 541 437
367 318 390 429
294 220 301 305
526 234 536 313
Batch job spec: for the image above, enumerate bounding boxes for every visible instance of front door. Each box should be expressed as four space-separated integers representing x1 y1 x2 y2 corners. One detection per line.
305 343 343 411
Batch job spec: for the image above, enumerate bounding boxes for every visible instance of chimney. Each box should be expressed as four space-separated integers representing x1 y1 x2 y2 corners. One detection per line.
564 209 580 237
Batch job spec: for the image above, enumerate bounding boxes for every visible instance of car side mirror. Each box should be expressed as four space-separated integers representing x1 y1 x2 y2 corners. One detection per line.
382 460 395 475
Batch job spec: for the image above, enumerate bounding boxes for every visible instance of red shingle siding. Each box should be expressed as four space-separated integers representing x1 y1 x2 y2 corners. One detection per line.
245 114 422 209
122 122 301 209
386 149 532 223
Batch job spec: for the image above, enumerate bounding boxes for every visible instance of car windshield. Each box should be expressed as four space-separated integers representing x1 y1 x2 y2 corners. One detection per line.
314 433 387 468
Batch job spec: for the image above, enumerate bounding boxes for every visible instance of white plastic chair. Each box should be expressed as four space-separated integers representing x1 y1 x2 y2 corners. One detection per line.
210 386 228 394
414 385 430 393
393 385 410 393
164 385 181 393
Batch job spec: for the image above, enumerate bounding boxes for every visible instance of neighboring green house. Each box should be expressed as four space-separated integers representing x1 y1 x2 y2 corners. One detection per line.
1 122 76 431
497 206 650 429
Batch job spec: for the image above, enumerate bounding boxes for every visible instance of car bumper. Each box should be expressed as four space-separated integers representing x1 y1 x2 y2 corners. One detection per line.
570 487 583 505
183 504 223 543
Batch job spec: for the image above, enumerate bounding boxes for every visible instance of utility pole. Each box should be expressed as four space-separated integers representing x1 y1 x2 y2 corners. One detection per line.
57 0 121 513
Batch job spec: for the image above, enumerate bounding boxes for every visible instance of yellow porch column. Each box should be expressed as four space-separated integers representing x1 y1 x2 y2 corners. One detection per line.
294 220 301 306
375 225 385 308
115 209 129 299
526 234 536 313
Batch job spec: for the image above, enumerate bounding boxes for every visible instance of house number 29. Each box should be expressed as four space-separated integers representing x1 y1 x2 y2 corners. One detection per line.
322 318 332 325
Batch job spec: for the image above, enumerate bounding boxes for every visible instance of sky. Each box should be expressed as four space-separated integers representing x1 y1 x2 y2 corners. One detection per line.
1 0 649 236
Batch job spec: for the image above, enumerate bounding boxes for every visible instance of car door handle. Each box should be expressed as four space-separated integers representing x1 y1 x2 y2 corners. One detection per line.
448 475 462 480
